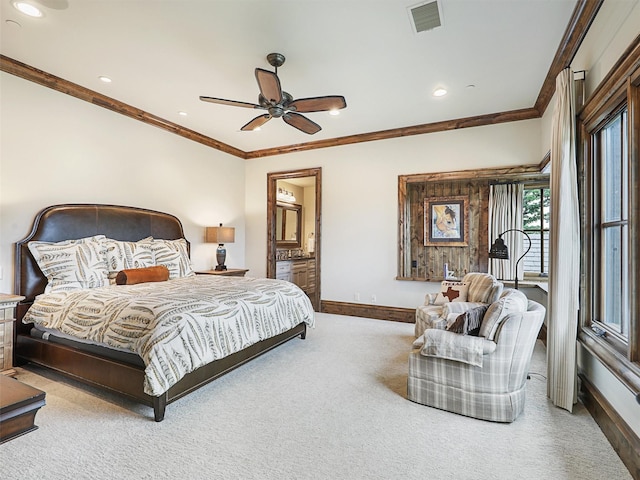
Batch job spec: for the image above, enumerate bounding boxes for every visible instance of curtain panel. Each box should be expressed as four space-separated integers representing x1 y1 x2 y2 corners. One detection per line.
547 68 580 412
488 183 523 282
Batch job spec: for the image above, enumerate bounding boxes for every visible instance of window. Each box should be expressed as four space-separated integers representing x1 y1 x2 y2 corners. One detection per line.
596 109 629 340
522 186 550 277
580 43 639 383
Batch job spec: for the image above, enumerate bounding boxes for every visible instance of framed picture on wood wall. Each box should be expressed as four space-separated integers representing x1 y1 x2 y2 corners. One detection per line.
424 195 469 247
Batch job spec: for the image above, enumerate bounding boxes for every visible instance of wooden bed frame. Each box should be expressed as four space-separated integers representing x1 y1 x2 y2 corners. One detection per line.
14 204 306 421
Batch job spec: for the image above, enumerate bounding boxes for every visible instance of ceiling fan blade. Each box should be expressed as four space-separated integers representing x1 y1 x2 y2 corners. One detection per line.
199 96 262 109
288 96 347 113
255 68 283 104
241 114 272 131
283 112 322 135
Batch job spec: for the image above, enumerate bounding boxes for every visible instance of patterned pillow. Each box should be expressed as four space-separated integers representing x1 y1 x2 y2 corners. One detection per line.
446 305 488 336
144 238 194 279
28 235 109 293
434 281 469 305
105 238 155 283
479 289 529 340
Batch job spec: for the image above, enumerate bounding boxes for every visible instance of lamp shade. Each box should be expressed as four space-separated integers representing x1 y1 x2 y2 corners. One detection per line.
488 237 509 259
206 224 235 244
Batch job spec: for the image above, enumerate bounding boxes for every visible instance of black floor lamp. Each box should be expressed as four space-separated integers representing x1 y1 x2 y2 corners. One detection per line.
488 228 532 289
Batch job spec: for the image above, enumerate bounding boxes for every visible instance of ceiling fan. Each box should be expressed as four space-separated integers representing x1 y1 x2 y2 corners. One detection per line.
199 53 347 135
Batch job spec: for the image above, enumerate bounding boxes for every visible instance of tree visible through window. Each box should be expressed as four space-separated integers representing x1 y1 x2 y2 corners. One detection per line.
522 187 550 277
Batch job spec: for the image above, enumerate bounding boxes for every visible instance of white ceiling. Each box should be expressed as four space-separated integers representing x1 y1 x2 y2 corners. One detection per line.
1 0 578 153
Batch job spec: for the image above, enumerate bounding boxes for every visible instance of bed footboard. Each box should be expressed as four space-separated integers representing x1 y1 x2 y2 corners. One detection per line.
17 322 307 421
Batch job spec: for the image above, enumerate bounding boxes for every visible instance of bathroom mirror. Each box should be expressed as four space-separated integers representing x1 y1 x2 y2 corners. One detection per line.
276 202 301 248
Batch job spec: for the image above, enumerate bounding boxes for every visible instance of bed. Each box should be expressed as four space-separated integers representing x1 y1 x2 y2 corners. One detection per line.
14 204 314 421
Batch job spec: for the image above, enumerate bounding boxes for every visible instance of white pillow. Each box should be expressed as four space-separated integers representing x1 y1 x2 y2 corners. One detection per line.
479 289 529 340
28 235 109 293
434 281 469 305
105 237 155 282
143 238 194 279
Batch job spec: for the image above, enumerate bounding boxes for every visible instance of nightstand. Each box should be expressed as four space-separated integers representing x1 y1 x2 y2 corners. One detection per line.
195 268 249 277
0 294 25 377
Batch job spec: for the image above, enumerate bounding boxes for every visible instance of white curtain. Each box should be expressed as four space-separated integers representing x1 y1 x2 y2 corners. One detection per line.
547 68 580 412
488 183 523 282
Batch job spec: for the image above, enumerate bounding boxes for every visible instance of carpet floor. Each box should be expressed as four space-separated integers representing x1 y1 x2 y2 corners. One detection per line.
0 313 631 479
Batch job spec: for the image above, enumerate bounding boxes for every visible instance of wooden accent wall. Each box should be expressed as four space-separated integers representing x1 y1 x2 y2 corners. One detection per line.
398 166 548 282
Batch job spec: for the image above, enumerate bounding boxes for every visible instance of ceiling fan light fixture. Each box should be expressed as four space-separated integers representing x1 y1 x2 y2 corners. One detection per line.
13 1 44 17
433 87 448 97
201 53 346 135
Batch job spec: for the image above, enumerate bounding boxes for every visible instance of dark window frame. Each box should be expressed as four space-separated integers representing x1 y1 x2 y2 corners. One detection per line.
522 185 550 278
578 38 640 396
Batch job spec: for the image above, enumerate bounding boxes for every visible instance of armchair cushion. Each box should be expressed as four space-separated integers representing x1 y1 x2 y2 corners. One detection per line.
419 329 496 367
462 272 504 304
479 289 529 340
415 273 503 338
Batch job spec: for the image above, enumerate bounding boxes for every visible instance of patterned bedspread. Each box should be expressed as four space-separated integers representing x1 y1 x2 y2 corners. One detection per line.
23 275 315 396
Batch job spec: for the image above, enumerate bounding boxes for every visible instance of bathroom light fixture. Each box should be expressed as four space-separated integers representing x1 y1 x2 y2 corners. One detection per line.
277 188 296 203
13 1 43 17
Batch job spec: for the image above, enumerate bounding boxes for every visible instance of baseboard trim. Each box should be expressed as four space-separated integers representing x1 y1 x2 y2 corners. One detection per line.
579 374 640 480
320 300 415 323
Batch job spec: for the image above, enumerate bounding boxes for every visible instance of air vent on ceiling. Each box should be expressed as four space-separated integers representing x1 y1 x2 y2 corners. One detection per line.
409 1 442 33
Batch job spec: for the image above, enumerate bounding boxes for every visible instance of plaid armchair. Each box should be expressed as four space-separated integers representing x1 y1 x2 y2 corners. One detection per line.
408 296 545 422
415 272 503 337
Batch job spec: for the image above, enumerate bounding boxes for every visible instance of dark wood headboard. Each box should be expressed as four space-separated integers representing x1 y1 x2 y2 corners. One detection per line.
15 204 187 307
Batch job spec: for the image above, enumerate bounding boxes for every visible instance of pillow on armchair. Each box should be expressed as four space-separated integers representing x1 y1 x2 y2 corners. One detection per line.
433 281 469 305
479 289 529 340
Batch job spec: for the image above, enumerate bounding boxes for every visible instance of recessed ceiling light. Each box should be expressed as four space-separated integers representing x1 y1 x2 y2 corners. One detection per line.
12 1 43 17
98 76 112 83
5 19 22 28
433 87 447 97
466 84 476 89
178 111 187 116
329 109 340 116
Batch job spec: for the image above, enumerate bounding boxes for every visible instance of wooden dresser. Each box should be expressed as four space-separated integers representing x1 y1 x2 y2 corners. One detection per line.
276 258 316 303
0 294 25 377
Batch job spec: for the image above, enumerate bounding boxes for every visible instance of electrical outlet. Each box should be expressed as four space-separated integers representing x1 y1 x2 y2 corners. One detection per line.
354 292 360 301
371 294 377 303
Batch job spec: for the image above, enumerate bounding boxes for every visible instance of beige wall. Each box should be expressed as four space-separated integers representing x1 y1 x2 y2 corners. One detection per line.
244 119 542 309
0 72 246 292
